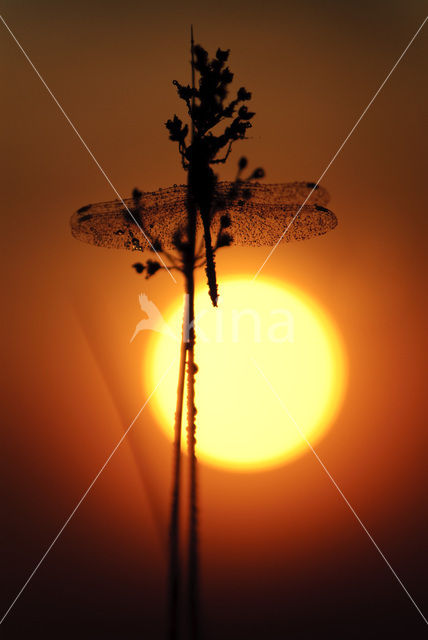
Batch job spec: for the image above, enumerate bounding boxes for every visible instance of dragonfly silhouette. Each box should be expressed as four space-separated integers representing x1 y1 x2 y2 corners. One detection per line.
71 179 336 254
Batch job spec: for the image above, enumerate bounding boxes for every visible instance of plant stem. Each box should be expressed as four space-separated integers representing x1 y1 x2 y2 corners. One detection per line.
168 316 187 640
186 132 199 636
185 26 199 638
185 256 199 640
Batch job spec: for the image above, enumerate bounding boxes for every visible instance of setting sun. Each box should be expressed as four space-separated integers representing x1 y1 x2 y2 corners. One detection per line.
146 277 347 471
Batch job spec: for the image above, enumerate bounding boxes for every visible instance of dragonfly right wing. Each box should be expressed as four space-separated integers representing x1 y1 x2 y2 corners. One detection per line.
213 200 337 246
212 180 334 245
215 180 330 207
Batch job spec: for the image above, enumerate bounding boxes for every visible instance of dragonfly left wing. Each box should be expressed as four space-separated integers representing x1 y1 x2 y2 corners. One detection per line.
70 184 188 251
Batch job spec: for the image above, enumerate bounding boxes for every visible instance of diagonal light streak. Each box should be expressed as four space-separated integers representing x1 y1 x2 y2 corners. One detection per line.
253 358 428 625
0 359 175 625
0 14 177 283
253 16 427 280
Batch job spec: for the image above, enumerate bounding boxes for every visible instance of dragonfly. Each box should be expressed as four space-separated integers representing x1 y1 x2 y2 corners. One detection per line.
70 180 337 252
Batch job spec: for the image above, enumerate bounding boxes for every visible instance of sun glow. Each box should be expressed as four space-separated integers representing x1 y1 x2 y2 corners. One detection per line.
146 277 346 471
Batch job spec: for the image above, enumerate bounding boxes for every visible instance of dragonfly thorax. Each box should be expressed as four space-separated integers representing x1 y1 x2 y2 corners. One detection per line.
187 140 217 214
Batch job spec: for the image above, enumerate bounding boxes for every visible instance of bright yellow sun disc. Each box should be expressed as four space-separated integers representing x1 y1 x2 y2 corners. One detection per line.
145 277 346 471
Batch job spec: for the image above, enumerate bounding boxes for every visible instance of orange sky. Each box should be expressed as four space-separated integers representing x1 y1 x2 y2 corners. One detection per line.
1 1 427 637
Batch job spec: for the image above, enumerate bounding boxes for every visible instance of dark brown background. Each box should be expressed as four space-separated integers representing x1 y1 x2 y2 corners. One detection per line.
1 1 427 637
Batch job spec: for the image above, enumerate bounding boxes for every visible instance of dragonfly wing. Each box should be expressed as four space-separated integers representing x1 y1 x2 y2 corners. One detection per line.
70 182 335 251
215 181 330 207
212 201 337 246
70 185 188 250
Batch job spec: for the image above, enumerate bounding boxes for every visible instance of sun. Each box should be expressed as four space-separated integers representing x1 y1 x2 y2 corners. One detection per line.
145 277 346 471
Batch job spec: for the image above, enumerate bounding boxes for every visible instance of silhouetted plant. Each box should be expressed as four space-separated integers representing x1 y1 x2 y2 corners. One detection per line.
139 33 264 640
71 27 337 640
